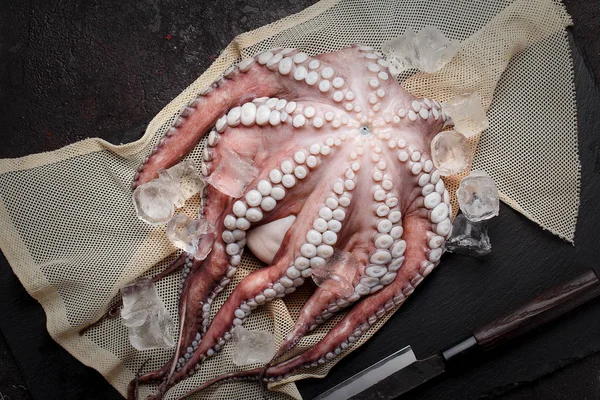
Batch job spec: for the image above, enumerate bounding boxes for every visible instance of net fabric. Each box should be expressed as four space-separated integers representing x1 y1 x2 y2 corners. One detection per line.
0 0 577 399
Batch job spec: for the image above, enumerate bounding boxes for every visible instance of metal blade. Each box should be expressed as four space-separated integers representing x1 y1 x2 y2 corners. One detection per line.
314 346 444 400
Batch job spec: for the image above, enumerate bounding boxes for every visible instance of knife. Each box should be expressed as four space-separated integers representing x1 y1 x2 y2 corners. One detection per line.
314 268 600 400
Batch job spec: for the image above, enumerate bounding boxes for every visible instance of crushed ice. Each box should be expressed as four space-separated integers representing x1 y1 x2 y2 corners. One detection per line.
133 160 204 225
120 278 175 351
456 170 499 222
443 93 489 138
159 160 206 207
382 26 460 75
312 250 358 298
166 215 216 259
205 147 259 198
232 326 276 366
446 214 492 257
450 171 499 256
430 130 472 176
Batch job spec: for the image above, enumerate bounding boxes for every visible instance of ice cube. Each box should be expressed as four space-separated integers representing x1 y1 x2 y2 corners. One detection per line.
166 214 216 259
443 93 489 138
430 130 472 176
120 278 175 350
456 171 499 221
133 161 204 224
382 28 418 75
382 26 460 75
232 326 276 366
205 147 259 198
312 250 358 298
416 27 461 72
132 180 178 225
445 213 491 257
163 160 205 204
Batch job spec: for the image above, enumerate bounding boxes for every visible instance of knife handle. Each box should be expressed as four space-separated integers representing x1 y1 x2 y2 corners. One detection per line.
443 269 600 361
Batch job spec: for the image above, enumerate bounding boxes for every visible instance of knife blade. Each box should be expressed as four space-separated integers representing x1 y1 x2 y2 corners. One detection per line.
314 268 600 400
313 345 445 400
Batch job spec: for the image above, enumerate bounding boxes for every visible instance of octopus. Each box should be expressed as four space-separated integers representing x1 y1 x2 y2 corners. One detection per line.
130 45 452 399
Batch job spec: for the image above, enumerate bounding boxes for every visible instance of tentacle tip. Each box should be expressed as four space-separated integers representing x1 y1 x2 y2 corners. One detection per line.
131 170 152 191
131 172 143 191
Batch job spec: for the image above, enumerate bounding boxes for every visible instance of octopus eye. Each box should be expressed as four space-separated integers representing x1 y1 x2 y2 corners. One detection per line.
359 125 371 136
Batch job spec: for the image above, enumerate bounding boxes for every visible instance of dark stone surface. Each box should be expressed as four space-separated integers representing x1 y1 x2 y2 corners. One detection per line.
0 1 599 400
0 257 120 400
0 331 32 400
0 0 317 158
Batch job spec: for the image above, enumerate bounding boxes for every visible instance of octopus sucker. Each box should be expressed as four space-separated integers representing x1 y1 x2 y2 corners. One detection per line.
129 45 454 399
174 216 431 399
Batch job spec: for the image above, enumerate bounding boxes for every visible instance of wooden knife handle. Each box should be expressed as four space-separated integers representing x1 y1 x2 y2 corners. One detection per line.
473 269 600 350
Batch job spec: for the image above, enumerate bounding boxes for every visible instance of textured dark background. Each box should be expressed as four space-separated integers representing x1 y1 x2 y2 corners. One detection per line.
1 1 599 399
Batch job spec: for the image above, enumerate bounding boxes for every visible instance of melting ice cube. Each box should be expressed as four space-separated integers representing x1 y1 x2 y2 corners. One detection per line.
132 180 178 225
232 326 276 366
312 250 358 298
205 147 259 198
445 213 491 257
430 130 472 176
166 214 216 259
456 171 499 222
382 26 460 75
443 93 489 138
161 160 205 206
120 278 175 350
133 161 204 225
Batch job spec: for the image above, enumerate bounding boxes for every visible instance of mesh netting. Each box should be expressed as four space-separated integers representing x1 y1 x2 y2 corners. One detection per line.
0 0 577 399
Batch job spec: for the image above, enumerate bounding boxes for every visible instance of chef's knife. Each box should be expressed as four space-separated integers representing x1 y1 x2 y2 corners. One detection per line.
314 268 600 400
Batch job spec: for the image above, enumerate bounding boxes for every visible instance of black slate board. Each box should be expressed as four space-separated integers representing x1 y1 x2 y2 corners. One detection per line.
1 1 599 400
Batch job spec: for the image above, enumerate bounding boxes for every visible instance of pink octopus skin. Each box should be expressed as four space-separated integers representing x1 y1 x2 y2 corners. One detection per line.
129 45 453 400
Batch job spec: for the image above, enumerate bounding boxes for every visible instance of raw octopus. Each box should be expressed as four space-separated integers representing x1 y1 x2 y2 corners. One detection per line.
130 44 453 399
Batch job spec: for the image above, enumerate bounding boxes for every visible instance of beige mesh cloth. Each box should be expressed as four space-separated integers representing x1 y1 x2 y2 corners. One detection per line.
0 0 578 399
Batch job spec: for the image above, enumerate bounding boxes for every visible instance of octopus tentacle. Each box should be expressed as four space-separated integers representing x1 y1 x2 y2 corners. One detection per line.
139 112 357 399
274 206 406 357
145 141 344 398
271 141 418 357
157 126 343 387
129 44 457 399
159 165 357 393
272 251 364 360
171 157 451 398
125 204 228 394
134 59 285 187
175 212 444 399
173 367 264 400
135 45 358 188
122 255 189 398
127 366 171 400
